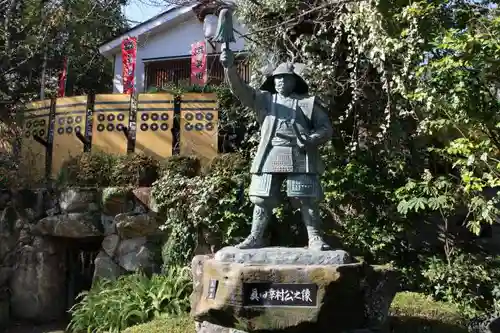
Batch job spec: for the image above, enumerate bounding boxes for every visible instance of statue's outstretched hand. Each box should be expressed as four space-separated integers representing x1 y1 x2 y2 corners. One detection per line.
293 124 312 150
220 46 234 69
297 136 311 151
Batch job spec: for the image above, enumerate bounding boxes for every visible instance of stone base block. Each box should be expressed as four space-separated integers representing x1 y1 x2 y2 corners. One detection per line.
191 247 397 333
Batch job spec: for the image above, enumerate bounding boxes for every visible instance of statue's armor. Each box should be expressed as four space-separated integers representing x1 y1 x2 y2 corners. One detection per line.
249 95 322 199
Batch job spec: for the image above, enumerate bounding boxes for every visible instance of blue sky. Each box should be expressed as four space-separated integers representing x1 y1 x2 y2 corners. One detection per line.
123 1 169 26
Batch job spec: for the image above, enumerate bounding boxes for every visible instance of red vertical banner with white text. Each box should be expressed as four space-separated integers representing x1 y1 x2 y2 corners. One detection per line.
190 41 207 85
58 56 68 97
121 37 137 95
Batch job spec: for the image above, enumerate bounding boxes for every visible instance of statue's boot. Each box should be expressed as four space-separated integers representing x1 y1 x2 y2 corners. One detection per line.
301 202 331 251
308 235 331 251
235 204 269 249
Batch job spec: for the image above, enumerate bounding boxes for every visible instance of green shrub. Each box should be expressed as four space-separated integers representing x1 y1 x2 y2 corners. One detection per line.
215 85 259 156
0 157 18 188
111 153 160 187
57 152 161 187
160 155 201 178
0 121 37 188
153 169 251 266
57 151 117 187
422 252 500 318
67 267 192 333
203 153 249 176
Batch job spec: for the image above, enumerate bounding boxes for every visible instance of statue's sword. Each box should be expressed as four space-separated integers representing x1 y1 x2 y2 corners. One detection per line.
275 125 308 144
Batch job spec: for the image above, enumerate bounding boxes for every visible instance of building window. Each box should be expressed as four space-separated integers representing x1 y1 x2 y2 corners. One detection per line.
145 53 250 90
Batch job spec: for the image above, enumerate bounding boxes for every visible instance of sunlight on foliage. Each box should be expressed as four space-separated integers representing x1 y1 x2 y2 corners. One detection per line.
67 268 192 333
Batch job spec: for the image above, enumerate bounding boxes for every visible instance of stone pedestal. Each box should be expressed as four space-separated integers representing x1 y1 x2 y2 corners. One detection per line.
191 247 397 333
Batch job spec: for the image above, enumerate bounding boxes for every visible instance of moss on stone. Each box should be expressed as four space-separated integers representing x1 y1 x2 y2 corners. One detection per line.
101 187 130 204
101 187 134 215
307 268 340 286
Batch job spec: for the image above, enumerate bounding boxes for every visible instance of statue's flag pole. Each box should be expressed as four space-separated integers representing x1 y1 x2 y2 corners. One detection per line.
213 8 236 51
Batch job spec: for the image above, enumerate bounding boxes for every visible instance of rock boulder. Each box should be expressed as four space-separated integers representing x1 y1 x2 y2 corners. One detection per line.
34 213 103 238
132 187 158 212
191 247 397 333
93 251 125 282
102 234 120 258
102 187 134 216
59 188 99 214
11 189 46 220
9 236 66 322
116 237 153 272
115 212 161 239
0 206 22 265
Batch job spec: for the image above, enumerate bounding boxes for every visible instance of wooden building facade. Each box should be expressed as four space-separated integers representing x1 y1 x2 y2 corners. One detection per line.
144 53 250 89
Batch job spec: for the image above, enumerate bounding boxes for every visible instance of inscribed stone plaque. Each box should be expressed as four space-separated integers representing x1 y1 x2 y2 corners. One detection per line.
243 283 317 307
206 279 219 300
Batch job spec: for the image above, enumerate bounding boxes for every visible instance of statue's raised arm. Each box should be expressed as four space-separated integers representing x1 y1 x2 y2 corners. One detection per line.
220 47 268 122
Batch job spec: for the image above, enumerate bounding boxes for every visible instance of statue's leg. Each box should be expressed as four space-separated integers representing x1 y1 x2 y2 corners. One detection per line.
235 173 281 249
234 198 273 249
287 174 331 251
298 198 331 251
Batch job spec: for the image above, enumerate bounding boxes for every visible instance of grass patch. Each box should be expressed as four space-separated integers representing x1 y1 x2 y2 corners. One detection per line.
122 314 194 333
124 292 469 333
389 292 468 333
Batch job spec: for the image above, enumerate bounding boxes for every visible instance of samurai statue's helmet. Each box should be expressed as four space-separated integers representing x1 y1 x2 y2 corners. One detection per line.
260 62 309 95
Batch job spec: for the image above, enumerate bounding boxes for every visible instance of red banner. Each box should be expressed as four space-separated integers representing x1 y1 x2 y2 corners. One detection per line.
190 41 207 85
58 57 68 97
121 37 137 95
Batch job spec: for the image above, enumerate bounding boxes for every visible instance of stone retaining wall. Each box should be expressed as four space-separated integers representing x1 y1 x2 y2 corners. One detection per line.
0 186 163 326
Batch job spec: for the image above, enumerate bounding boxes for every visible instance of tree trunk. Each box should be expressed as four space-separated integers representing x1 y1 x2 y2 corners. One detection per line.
40 46 47 99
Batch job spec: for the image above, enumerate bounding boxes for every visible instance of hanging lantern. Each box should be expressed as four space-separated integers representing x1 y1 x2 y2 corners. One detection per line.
203 14 218 40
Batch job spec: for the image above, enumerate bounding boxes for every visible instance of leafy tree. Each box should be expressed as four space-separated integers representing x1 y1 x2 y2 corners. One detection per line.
229 0 500 315
0 0 128 105
398 5 500 237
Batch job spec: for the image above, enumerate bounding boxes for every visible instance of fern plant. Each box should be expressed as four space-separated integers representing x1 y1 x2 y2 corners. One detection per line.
67 267 192 333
